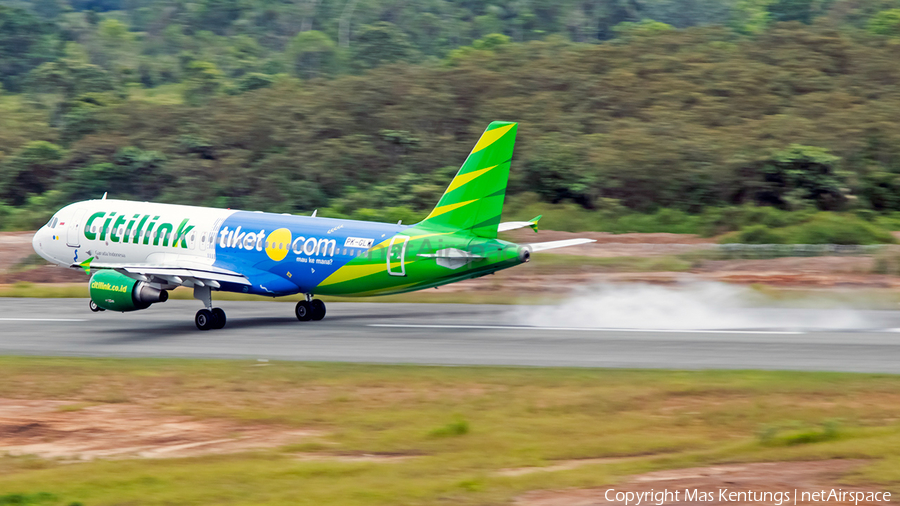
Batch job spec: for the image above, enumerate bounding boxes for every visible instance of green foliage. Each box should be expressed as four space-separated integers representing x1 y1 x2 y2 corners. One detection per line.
754 144 847 211
352 22 414 70
720 224 787 244
720 213 896 244
0 6 59 92
0 492 57 505
235 72 274 93
613 19 675 37
3 0 900 242
182 60 222 105
0 141 63 205
731 0 773 33
767 0 820 23
473 33 511 50
784 213 896 244
428 418 470 438
27 59 115 101
287 30 337 79
757 419 841 446
868 9 900 36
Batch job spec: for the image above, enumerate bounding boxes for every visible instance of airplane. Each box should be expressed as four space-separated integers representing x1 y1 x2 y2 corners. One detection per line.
32 121 594 330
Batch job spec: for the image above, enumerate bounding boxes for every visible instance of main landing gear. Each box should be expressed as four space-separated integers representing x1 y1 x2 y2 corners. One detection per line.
194 285 226 331
195 307 227 331
296 295 326 322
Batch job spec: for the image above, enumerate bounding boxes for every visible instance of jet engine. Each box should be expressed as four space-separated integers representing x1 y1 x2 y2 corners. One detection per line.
89 270 168 312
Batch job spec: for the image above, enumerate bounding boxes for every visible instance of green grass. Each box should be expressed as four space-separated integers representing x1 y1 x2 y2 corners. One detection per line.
2 359 900 504
127 83 186 105
719 213 896 245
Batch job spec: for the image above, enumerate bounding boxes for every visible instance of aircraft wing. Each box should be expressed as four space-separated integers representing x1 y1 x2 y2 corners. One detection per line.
525 238 596 252
498 215 542 233
73 259 250 288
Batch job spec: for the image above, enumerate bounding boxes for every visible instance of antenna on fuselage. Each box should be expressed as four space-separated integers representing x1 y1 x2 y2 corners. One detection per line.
397 220 402 225
311 210 317 217
101 192 107 200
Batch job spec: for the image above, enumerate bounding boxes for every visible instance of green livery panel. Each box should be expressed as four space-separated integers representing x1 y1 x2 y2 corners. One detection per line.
90 270 168 311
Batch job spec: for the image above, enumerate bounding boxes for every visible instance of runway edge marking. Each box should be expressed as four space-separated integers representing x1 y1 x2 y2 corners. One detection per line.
368 324 805 335
0 318 88 322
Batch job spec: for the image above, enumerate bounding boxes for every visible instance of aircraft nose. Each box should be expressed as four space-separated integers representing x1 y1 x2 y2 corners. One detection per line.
32 227 53 263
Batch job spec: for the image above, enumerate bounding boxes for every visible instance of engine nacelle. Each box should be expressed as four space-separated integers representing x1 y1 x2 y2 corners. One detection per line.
89 270 168 312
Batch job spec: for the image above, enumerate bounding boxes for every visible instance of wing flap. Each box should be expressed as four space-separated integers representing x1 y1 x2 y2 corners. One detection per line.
74 261 251 286
122 267 250 286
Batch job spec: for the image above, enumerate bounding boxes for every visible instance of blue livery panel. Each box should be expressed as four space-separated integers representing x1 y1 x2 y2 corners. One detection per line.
212 212 405 296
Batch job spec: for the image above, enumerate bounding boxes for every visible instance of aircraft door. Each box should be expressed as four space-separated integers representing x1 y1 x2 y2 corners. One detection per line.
386 235 410 276
66 209 87 247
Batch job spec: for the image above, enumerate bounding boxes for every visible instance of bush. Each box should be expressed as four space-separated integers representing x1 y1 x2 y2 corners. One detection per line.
428 418 469 437
719 224 785 244
720 213 896 245
784 213 895 245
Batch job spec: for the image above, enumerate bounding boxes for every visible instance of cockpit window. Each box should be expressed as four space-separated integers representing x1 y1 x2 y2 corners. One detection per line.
48 217 58 228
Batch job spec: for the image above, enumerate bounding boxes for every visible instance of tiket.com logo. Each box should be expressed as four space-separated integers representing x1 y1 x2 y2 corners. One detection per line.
218 226 336 260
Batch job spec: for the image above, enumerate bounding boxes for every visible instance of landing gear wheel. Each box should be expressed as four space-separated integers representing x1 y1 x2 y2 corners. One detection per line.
310 299 326 321
295 300 312 321
195 309 214 331
89 300 103 312
211 308 226 329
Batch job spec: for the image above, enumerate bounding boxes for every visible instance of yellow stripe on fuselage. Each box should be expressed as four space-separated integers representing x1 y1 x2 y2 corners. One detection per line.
318 262 388 287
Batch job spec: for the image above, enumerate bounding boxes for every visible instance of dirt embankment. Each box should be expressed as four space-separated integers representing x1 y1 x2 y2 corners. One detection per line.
0 231 85 284
0 398 319 461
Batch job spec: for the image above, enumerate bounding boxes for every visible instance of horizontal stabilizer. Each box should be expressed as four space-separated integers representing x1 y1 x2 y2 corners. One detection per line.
498 215 542 233
526 238 595 252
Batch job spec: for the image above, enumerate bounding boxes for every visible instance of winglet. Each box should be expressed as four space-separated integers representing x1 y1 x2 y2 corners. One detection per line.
79 257 94 275
529 215 542 233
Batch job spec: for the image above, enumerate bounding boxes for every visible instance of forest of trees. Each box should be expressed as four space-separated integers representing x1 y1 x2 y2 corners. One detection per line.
3 0 900 242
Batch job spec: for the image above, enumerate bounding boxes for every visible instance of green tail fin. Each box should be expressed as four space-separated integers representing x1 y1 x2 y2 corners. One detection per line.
421 121 518 238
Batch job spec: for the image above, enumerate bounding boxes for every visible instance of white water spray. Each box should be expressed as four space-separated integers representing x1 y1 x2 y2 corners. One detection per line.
511 282 869 331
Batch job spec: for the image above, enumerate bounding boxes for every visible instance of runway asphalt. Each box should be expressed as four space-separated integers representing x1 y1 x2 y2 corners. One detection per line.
3 298 900 373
